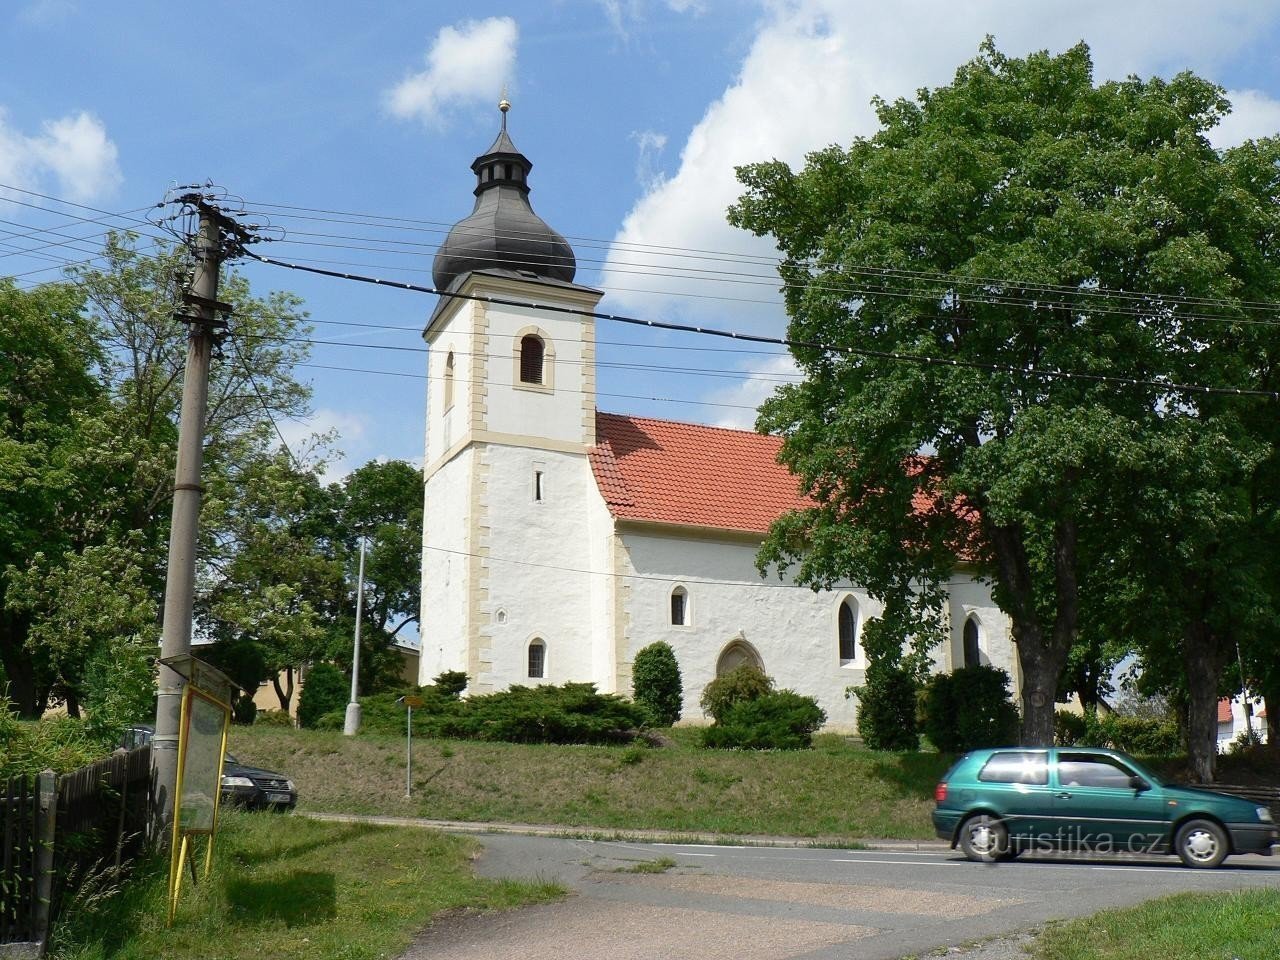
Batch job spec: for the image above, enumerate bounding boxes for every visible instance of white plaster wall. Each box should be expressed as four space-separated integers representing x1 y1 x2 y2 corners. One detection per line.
479 444 603 688
484 302 591 447
616 530 880 729
944 575 1020 697
585 484 619 690
419 452 472 683
423 303 477 467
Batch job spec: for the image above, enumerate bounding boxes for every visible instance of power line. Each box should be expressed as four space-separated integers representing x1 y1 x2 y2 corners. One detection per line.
244 249 1280 401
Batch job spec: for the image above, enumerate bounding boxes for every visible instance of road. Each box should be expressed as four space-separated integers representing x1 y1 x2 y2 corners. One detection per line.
399 835 1280 960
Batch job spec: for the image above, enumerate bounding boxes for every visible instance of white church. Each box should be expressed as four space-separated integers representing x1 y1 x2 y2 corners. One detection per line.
418 107 1018 728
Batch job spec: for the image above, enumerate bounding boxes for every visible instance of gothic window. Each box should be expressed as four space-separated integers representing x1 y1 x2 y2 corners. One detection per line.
519 334 545 384
528 639 546 679
670 586 688 626
838 598 858 665
533 468 545 502
963 617 981 669
443 351 455 410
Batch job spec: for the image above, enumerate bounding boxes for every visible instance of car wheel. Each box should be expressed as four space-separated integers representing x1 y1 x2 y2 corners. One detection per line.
1175 819 1229 869
958 814 1010 862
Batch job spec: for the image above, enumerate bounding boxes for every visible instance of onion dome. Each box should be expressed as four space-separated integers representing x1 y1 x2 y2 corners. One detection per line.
432 100 577 291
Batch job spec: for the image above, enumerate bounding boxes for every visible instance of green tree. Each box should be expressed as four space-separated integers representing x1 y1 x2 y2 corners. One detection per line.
730 40 1280 748
632 641 683 726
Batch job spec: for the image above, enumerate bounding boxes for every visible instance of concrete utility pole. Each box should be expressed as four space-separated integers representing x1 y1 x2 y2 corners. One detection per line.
152 201 231 836
344 535 367 735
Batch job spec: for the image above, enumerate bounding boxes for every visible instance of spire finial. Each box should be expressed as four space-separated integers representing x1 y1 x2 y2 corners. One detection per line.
499 88 510 130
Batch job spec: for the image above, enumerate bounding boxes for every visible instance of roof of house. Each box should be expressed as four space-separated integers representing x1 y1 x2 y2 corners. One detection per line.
1218 699 1233 724
589 412 810 534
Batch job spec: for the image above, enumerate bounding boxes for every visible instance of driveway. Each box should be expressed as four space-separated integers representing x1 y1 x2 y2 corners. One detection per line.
399 835 1280 960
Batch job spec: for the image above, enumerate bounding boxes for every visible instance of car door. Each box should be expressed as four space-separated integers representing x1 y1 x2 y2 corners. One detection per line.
972 750 1054 841
1051 751 1170 853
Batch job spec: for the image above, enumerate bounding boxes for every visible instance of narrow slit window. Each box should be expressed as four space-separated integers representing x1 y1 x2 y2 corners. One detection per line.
534 469 544 502
519 335 544 384
838 599 857 664
443 351 455 410
670 586 688 626
528 639 546 679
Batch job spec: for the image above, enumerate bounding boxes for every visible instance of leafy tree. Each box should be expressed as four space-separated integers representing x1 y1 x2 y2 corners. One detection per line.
730 40 1280 748
297 661 348 729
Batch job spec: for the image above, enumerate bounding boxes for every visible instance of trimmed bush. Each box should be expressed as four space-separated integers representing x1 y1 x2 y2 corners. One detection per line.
231 694 258 726
700 664 772 723
1064 710 1181 755
853 664 920 751
632 642 683 727
701 690 826 750
254 710 295 727
432 670 468 698
297 661 348 729
919 665 1020 752
441 682 647 745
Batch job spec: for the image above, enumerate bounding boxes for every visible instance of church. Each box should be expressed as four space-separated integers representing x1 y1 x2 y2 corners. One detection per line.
418 106 1018 728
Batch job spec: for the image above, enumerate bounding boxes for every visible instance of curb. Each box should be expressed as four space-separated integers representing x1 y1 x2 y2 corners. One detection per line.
296 811 951 851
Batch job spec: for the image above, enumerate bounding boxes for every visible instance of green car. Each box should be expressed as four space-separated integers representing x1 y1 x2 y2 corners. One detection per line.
932 747 1277 868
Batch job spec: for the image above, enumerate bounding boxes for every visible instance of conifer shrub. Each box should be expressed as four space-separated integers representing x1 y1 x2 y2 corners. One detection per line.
432 670 469 698
254 709 295 727
852 664 920 751
297 661 349 729
440 682 646 744
919 665 1019 752
231 694 258 726
631 641 683 727
701 690 826 750
699 664 772 723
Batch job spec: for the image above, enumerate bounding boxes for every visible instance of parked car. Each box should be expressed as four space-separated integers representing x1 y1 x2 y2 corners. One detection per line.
933 746 1277 869
121 724 297 811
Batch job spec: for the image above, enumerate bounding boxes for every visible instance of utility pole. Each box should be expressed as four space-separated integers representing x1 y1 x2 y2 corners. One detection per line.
344 535 367 735
151 198 235 837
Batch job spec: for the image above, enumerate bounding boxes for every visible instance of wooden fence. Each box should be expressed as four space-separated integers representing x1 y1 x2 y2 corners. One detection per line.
0 745 152 956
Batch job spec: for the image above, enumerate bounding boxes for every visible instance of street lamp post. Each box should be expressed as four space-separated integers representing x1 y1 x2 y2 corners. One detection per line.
343 535 367 736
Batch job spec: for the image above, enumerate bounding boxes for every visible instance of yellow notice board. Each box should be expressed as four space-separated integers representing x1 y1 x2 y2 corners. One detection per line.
168 683 230 924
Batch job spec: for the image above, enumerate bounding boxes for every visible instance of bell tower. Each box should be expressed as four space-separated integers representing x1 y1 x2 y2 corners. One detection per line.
420 102 605 693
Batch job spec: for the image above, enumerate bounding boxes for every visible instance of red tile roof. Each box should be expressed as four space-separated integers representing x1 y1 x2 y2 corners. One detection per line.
590 413 809 534
1218 699 1233 724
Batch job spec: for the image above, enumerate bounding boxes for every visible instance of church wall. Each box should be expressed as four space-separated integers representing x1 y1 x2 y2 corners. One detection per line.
943 574 1020 696
423 302 478 467
478 443 603 689
419 451 473 683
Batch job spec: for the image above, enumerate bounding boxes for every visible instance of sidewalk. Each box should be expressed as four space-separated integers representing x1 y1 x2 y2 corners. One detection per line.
295 810 950 851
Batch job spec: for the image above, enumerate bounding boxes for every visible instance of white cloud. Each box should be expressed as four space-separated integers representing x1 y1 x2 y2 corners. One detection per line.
0 107 120 203
630 129 668 191
601 0 1280 335
707 353 800 430
1210 89 1280 149
385 17 517 127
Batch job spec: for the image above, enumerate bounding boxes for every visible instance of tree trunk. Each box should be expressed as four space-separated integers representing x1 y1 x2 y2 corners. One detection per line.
1182 619 1228 783
273 666 294 712
0 611 41 718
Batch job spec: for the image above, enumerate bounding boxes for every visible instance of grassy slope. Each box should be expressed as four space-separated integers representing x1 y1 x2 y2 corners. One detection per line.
1031 889 1280 959
230 726 950 840
51 811 560 960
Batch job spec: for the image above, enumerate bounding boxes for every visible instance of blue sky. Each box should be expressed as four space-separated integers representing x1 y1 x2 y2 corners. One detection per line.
5 1 1280 480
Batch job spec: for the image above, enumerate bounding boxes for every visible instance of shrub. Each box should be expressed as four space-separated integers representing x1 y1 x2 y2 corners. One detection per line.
701 690 826 750
699 664 772 723
919 665 1020 753
231 694 258 726
1072 711 1181 755
1055 709 1087 745
441 683 647 745
297 662 348 729
632 642 683 727
852 664 919 751
432 670 468 698
351 688 464 736
254 709 295 727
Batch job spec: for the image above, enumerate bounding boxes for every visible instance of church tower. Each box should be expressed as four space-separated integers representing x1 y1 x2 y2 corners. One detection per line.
420 102 609 693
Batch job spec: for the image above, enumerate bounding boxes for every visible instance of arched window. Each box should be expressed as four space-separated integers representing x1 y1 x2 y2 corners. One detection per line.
838 598 858 665
963 617 981 669
716 637 763 677
670 586 688 626
443 351 455 410
527 639 546 679
519 334 544 384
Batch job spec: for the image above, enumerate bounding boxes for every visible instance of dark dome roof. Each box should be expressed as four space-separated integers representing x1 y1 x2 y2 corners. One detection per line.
432 114 576 291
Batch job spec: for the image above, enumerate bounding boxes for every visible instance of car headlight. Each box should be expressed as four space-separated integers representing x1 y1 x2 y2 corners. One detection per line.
1257 806 1273 823
285 780 296 792
221 776 254 788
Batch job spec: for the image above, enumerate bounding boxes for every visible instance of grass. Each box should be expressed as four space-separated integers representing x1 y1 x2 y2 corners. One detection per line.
50 810 562 960
230 726 951 841
1029 889 1280 959
613 856 678 874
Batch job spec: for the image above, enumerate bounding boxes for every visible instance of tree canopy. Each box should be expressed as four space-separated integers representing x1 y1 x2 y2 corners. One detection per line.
730 40 1280 768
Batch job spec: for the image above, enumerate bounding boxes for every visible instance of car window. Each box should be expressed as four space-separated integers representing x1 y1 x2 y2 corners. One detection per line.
977 751 1048 785
1057 753 1137 789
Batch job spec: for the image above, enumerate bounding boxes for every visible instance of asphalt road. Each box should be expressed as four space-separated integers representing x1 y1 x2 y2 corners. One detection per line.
399 835 1280 960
